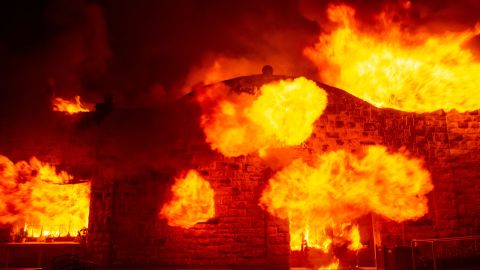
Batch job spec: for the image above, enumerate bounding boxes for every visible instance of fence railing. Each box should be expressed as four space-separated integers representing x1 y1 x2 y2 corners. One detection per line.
411 235 480 270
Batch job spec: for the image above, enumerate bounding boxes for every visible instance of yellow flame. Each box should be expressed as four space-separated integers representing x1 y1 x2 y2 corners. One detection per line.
196 77 327 157
347 225 363 251
0 155 90 238
160 170 215 229
52 96 91 114
318 259 340 270
259 146 432 251
305 4 480 113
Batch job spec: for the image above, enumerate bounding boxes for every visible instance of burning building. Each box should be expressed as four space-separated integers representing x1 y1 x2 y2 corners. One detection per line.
1 71 479 269
1 1 480 269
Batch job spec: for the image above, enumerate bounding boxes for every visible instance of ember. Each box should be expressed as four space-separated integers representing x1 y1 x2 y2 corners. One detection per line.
52 96 92 114
197 77 327 157
160 170 215 229
0 155 90 240
305 4 480 112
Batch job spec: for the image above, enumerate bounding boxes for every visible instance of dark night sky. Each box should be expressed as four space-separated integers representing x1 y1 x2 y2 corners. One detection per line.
0 0 479 113
0 0 478 176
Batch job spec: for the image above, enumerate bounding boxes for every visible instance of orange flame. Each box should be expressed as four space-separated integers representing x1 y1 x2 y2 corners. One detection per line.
160 170 215 229
259 146 432 251
52 96 91 114
196 77 328 157
0 155 90 239
305 4 480 113
347 225 363 251
318 259 339 270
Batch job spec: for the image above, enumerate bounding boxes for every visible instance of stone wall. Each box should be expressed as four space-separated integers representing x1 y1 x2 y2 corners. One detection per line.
306 84 480 246
95 157 290 268
85 86 292 268
375 109 480 243
2 74 480 268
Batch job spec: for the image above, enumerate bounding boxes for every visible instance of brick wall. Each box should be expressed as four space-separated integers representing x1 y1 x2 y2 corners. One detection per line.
94 158 290 268
2 75 479 268
85 85 291 268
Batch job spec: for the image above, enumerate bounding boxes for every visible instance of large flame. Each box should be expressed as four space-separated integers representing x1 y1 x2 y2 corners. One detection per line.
0 155 90 239
160 170 215 229
197 77 327 157
52 96 92 114
305 4 480 113
259 146 433 252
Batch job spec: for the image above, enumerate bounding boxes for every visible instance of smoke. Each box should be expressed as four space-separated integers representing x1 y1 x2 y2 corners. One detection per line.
0 0 479 177
97 0 319 104
300 0 480 33
2 0 479 110
0 0 110 112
